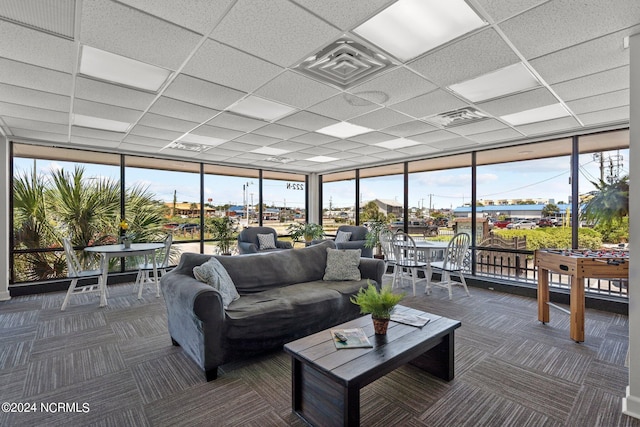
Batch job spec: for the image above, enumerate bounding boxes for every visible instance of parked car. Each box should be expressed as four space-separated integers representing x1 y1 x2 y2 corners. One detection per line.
493 219 512 228
178 223 200 233
538 218 555 227
507 220 537 229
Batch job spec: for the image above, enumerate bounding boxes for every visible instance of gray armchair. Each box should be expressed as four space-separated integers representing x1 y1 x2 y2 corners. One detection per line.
313 225 372 258
237 226 293 254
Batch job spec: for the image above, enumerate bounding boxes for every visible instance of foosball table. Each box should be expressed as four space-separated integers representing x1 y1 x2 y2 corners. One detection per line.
535 249 629 342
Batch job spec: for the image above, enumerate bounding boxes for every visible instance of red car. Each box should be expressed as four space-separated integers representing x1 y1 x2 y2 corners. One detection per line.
493 219 511 228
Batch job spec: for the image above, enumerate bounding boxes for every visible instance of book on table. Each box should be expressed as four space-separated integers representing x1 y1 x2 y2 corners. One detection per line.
330 328 373 349
390 312 430 327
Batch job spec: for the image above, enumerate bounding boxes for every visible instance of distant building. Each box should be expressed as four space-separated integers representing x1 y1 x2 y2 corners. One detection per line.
454 203 572 219
165 202 215 218
367 199 403 217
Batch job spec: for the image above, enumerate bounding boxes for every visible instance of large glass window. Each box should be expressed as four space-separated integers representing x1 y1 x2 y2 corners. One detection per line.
262 170 306 234
12 144 120 283
359 163 405 226
322 171 356 235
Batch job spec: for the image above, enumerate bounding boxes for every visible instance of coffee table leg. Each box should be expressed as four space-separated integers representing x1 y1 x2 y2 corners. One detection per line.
409 331 455 381
291 357 360 427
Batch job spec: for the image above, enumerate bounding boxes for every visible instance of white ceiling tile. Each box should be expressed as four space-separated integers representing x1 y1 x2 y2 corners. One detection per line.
11 128 68 142
74 77 156 111
70 134 121 149
516 116 581 136
478 88 558 117
447 119 508 137
254 71 340 109
71 126 124 141
137 112 199 133
391 90 468 119
347 145 388 155
183 39 283 92
397 143 440 156
0 102 68 124
0 83 70 112
426 136 478 150
409 29 519 87
348 131 394 144
190 124 243 141
3 117 68 135
307 93 379 121
409 130 460 144
529 26 638 85
320 140 367 151
475 0 548 23
369 150 413 161
80 0 199 69
0 0 75 38
578 106 629 127
162 74 245 111
207 112 266 132
465 127 524 144
381 121 439 137
566 90 629 115
349 108 412 130
0 58 71 96
297 146 339 156
129 124 182 141
73 99 142 123
349 67 437 106
276 111 338 132
117 0 235 35
252 124 307 140
499 0 640 59
551 66 629 102
291 0 395 30
267 140 313 152
211 0 341 67
121 134 167 148
149 97 219 123
217 141 265 153
289 132 338 145
234 133 280 146
0 20 75 72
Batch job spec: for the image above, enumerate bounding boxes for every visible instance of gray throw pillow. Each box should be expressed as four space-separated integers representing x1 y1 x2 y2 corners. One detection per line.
257 233 276 250
323 248 361 281
334 230 352 243
193 257 240 308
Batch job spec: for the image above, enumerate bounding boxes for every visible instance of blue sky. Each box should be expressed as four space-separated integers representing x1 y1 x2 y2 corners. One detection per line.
14 148 628 211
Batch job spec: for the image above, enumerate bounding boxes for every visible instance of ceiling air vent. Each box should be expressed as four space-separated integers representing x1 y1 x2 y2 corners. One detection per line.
165 141 212 153
265 156 294 164
425 107 489 128
295 37 396 89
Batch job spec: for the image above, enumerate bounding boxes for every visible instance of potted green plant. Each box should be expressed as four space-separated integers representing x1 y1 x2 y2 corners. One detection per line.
350 282 404 334
363 220 388 258
287 222 325 243
211 216 235 255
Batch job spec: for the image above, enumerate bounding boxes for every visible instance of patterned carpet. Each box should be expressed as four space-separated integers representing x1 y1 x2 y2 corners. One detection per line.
0 278 637 427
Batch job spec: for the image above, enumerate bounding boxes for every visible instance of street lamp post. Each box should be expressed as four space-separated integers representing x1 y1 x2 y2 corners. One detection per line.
243 181 253 226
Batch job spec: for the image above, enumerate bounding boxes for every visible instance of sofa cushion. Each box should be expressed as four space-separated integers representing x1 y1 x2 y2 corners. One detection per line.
323 248 361 281
224 282 343 340
334 230 352 243
193 257 240 308
257 233 276 249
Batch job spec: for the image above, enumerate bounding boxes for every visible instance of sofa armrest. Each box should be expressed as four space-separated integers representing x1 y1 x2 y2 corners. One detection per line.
238 241 259 254
358 257 385 287
276 240 293 249
161 271 225 324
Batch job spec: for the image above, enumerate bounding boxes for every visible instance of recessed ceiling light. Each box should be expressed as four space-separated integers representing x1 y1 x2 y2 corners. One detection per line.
354 0 486 61
449 63 540 102
72 114 131 132
307 155 338 163
316 122 373 138
375 138 421 149
228 95 295 121
177 133 226 147
251 146 290 155
79 45 172 92
501 103 571 126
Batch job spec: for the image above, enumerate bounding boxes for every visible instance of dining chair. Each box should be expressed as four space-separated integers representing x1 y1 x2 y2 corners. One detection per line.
134 234 173 299
61 238 104 311
391 231 430 296
427 232 471 299
378 229 396 278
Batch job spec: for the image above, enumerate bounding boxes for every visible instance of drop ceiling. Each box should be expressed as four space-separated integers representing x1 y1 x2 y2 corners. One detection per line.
0 0 635 174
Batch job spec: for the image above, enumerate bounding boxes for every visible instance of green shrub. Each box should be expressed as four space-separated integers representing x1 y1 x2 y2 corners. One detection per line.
494 228 602 250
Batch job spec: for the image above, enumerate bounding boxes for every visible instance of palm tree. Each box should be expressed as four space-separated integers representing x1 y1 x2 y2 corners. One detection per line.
582 176 629 227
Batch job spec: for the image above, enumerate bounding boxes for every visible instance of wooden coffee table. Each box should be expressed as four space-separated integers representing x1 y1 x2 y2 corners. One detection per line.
283 305 461 427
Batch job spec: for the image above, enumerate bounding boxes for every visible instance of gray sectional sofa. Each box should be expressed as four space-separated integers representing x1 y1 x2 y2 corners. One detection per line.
160 240 385 381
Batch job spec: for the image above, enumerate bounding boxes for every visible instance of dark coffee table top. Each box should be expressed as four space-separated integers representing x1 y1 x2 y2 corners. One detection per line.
284 305 461 388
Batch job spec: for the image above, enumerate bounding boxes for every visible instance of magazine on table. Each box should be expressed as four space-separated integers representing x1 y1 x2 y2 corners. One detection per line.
330 328 373 349
390 312 430 328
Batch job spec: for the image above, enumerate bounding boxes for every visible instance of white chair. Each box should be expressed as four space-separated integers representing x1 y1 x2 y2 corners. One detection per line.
427 232 471 299
61 238 104 311
378 229 396 279
134 234 172 299
391 231 430 296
